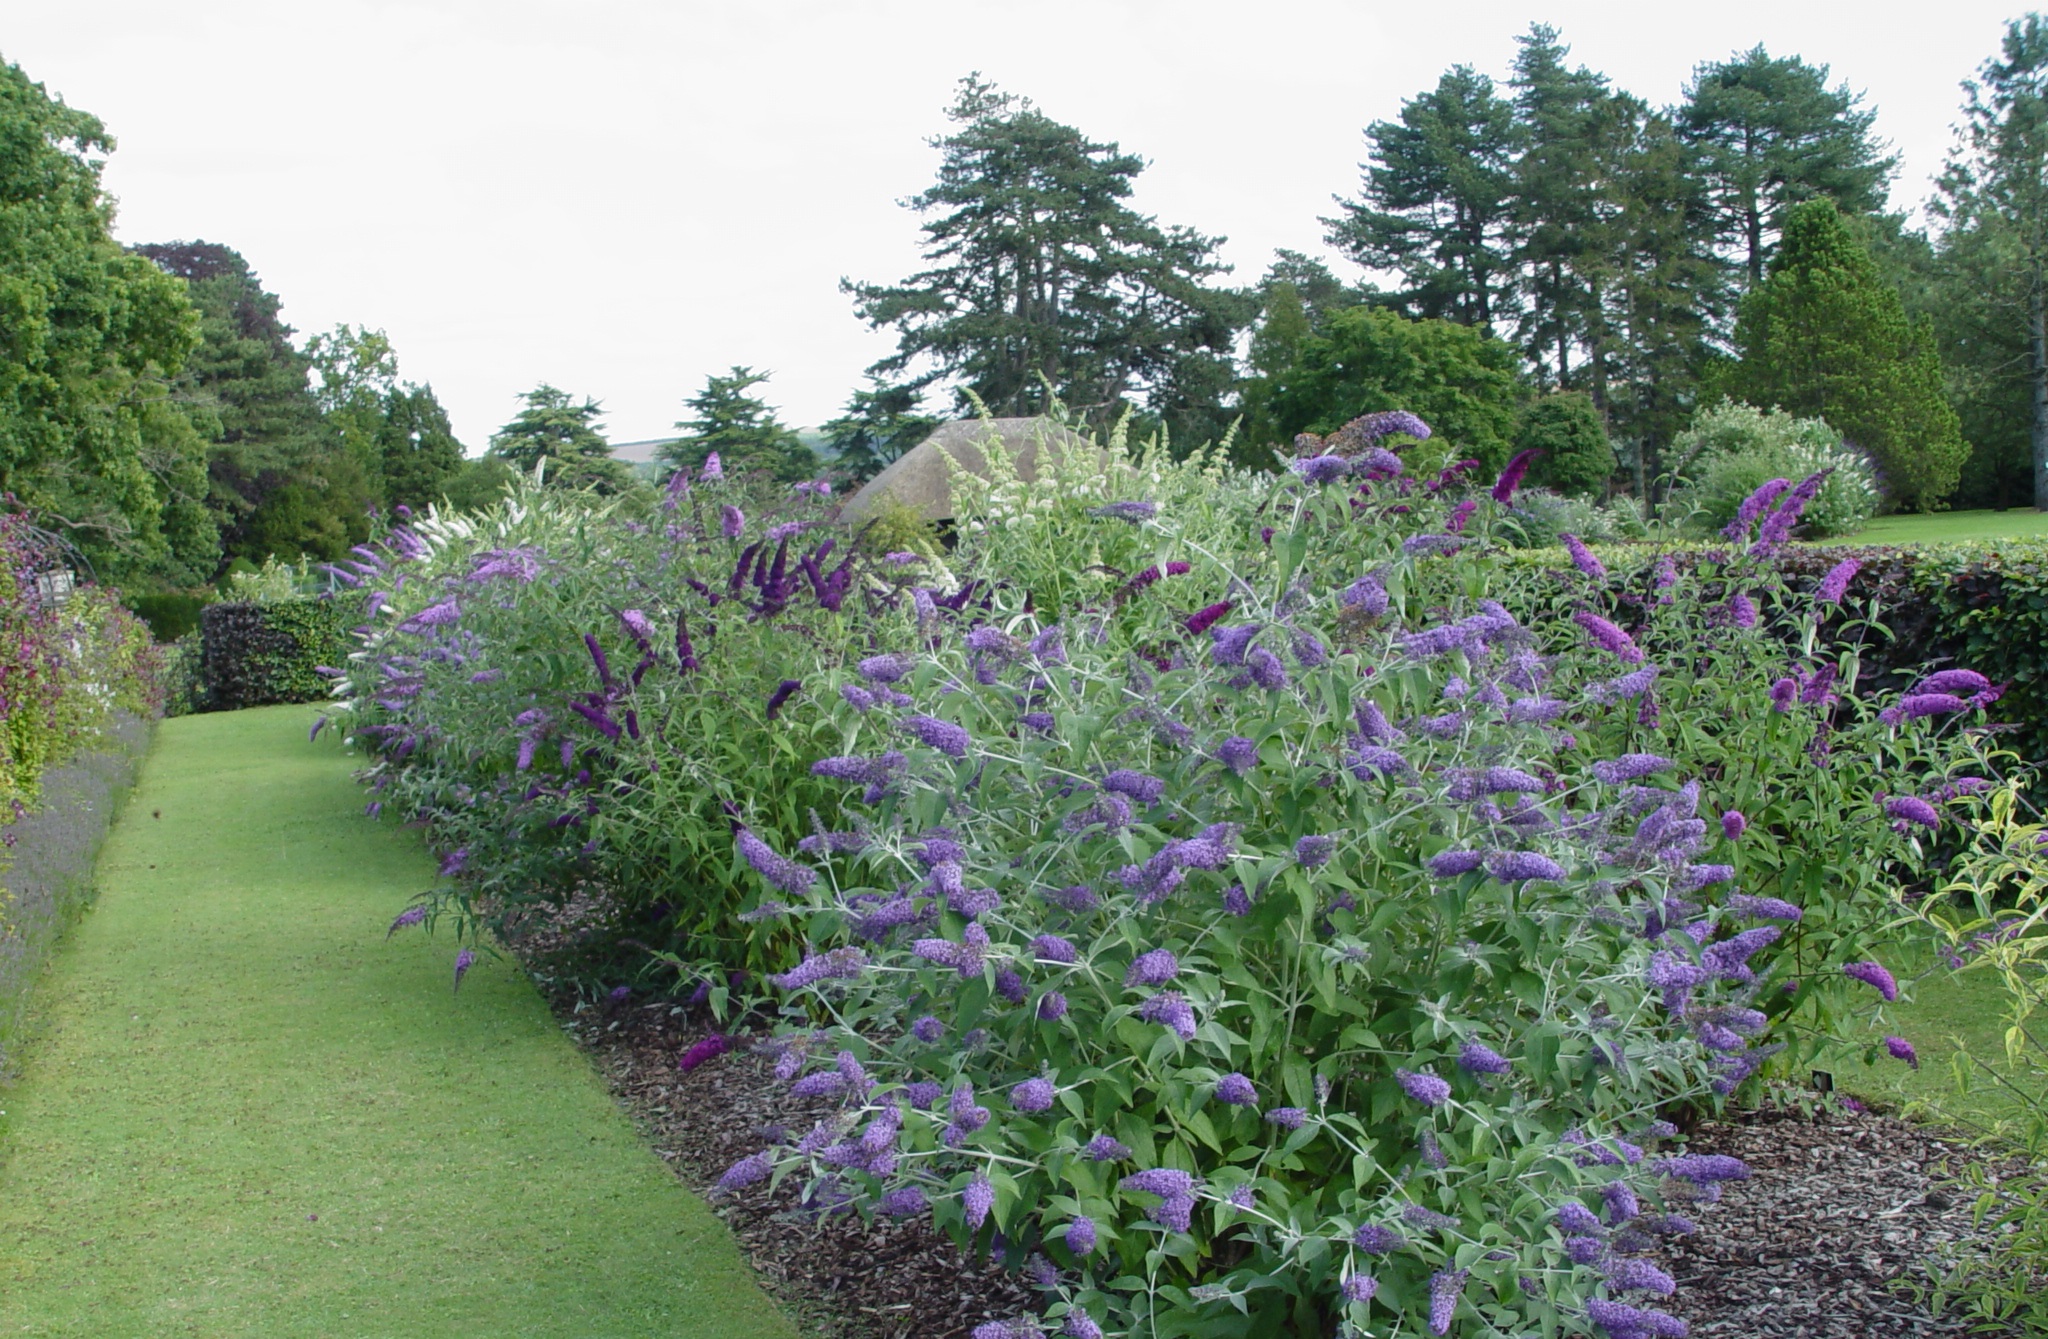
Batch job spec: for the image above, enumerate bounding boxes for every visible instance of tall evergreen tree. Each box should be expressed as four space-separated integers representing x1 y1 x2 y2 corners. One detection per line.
136 240 374 566
1508 25 1615 389
1679 47 1897 290
1326 66 1518 331
662 367 814 482
1933 15 2048 510
1722 199 1966 510
821 377 938 483
306 325 465 512
846 75 1248 433
487 385 631 494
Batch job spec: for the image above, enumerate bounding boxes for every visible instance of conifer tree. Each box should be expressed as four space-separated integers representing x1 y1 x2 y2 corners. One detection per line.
1723 199 1965 510
663 367 814 482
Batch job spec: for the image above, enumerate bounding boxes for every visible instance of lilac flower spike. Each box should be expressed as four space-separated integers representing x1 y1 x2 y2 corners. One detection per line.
701 452 723 479
1295 835 1337 868
1886 795 1941 828
764 679 801 720
1458 1040 1511 1075
1397 1068 1451 1106
1562 534 1607 580
904 714 971 758
1721 810 1747 840
735 826 818 895
1089 500 1157 523
387 905 427 938
1137 991 1197 1039
1574 611 1645 665
1723 477 1792 539
453 947 477 992
962 1171 994 1229
1885 1036 1919 1069
1845 960 1900 1002
1291 455 1351 485
1124 949 1182 988
1427 1269 1467 1335
1216 736 1258 775
1816 558 1860 605
1215 1073 1257 1106
1593 753 1674 786
1354 1223 1404 1254
720 505 745 539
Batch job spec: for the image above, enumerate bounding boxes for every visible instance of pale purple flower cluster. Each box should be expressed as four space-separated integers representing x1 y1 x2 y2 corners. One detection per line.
1844 959 1899 1001
1136 991 1197 1039
903 714 971 758
736 826 817 895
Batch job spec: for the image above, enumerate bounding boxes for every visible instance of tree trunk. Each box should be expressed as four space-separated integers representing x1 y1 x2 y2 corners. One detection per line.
2033 276 2048 511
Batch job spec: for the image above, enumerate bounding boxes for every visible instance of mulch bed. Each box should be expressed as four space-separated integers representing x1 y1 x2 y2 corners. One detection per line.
1657 1106 2025 1338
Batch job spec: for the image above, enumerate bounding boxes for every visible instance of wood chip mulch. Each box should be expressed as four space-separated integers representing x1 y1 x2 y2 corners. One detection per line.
1655 1106 2027 1338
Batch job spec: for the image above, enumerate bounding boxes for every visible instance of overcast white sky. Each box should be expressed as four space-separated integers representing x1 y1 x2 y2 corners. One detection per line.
3 2 2030 448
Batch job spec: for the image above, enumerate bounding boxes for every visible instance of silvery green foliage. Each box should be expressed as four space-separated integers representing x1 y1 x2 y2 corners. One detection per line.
1667 401 1881 538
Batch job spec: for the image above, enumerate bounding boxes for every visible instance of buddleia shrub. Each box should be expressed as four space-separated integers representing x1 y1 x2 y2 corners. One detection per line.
329 463 895 975
711 456 1995 1339
1664 401 1879 539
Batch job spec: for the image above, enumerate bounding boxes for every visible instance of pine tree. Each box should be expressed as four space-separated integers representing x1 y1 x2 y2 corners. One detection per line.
487 385 632 494
1326 66 1517 331
1933 15 2048 510
820 377 936 483
662 367 814 482
1508 25 1613 389
846 75 1248 432
1679 46 1897 290
1722 199 1966 510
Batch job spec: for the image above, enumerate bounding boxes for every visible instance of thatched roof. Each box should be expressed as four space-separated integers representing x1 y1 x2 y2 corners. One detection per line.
839 417 1095 523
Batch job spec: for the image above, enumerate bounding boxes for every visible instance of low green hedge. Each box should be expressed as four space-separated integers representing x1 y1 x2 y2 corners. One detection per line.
200 595 360 711
1498 538 2048 761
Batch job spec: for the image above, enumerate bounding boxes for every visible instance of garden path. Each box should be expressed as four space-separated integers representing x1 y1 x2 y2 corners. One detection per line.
0 705 797 1339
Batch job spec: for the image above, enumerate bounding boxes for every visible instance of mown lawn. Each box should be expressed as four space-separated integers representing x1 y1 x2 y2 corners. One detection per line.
1820 508 2048 547
0 705 797 1339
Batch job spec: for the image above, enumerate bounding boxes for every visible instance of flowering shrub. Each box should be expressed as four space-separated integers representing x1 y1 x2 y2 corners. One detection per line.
1664 401 1880 538
340 427 1994 1335
0 513 160 811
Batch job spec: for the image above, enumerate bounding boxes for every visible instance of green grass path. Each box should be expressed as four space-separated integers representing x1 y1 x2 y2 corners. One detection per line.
0 706 798 1339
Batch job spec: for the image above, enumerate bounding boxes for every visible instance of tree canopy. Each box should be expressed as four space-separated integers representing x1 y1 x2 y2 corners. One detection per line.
487 385 632 494
0 58 214 583
662 366 814 482
1722 199 1966 510
847 76 1251 441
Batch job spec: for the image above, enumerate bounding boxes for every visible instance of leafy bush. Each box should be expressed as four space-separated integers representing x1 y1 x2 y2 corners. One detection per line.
338 421 1998 1337
200 595 360 711
0 514 161 809
1496 489 1647 550
1515 391 1615 498
1665 401 1880 539
1904 783 2048 1332
124 590 211 642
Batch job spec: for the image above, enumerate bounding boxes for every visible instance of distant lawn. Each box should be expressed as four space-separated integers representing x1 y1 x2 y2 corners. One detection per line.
1823 949 2047 1136
1818 508 2048 547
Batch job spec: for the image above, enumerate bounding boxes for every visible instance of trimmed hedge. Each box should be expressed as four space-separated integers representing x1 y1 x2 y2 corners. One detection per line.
200 595 359 711
1498 539 2048 761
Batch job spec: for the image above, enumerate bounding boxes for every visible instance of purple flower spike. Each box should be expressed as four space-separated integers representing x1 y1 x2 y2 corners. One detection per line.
718 1150 771 1191
1012 1078 1056 1112
1216 736 1258 775
1845 960 1899 1002
1291 454 1351 485
1491 448 1542 504
1593 753 1674 786
1574 611 1644 664
1724 477 1792 539
1428 850 1485 878
1427 1268 1467 1335
1137 991 1197 1039
1341 1274 1378 1304
735 826 818 895
1397 1068 1451 1106
678 1033 732 1072
1457 1041 1511 1075
1885 1036 1919 1069
765 678 801 720
720 504 745 539
1215 1073 1257 1106
905 714 971 757
1295 834 1337 868
1816 558 1860 605
1124 949 1182 988
1264 1107 1308 1129
1562 534 1607 580
1354 1223 1404 1254
1721 810 1747 841
1886 796 1941 828
453 947 477 992
386 905 427 938
962 1171 994 1229
1065 1215 1097 1255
